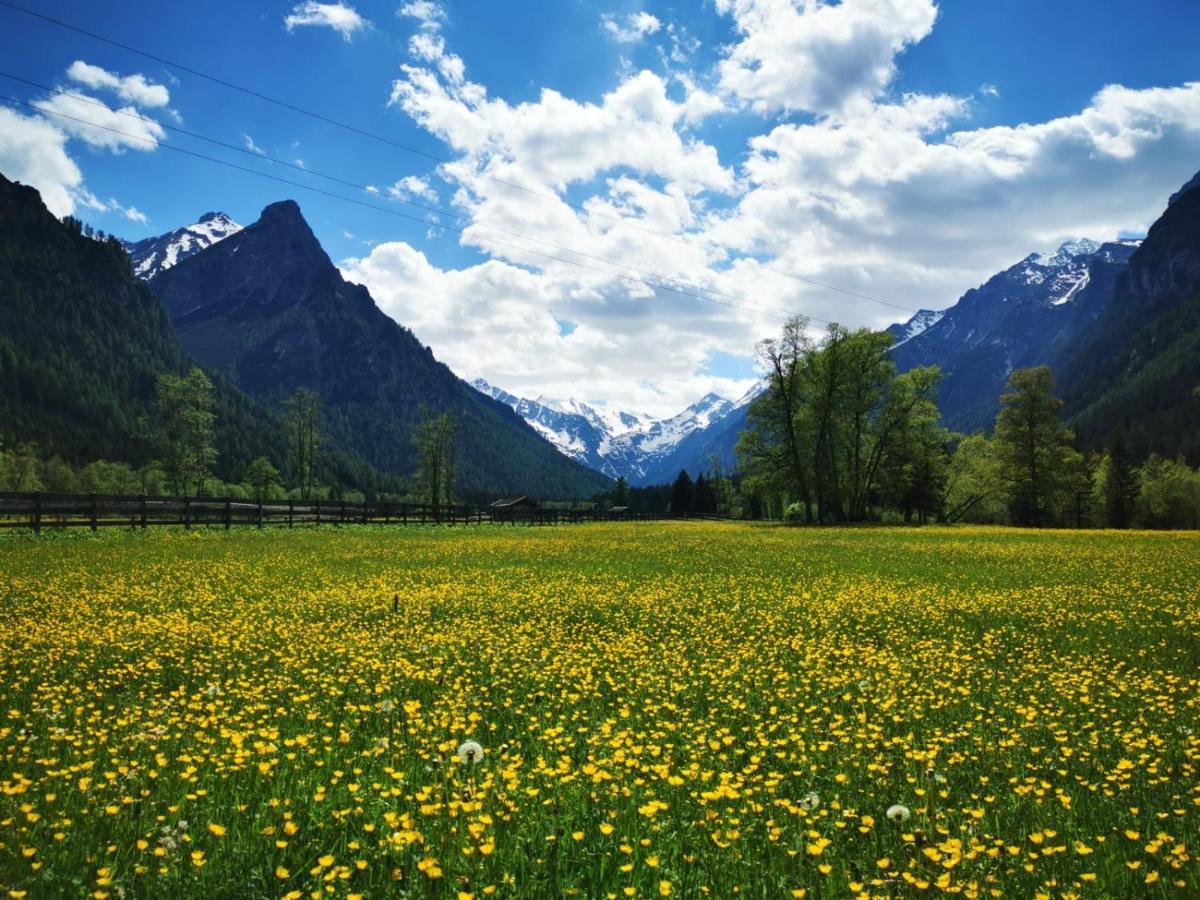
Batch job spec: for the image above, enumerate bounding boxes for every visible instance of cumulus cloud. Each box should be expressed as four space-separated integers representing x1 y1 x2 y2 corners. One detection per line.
710 83 1200 328
601 11 662 43
284 2 367 40
33 92 166 152
0 107 83 216
387 175 438 203
340 242 763 415
398 0 447 30
715 0 938 115
66 60 170 108
354 5 1200 415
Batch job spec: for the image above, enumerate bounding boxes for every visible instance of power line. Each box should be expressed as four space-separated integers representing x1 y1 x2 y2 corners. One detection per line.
0 0 918 317
0 71 810 321
3 94 828 326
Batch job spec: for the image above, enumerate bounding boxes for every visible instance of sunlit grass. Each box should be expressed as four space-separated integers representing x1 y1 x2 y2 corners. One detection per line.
1 523 1197 897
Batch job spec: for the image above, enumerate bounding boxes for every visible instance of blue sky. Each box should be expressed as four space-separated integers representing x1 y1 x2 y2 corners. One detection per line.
2 1 1199 415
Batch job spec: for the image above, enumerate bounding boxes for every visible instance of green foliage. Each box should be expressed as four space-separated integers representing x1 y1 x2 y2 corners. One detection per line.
1136 455 1200 529
245 457 282 502
993 367 1076 526
412 409 458 513
739 317 944 523
285 389 322 500
154 368 218 495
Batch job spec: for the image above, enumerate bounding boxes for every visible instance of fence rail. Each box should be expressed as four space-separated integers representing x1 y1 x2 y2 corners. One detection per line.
0 492 727 532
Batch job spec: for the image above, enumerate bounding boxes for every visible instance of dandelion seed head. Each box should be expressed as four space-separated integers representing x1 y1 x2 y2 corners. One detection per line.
456 740 484 764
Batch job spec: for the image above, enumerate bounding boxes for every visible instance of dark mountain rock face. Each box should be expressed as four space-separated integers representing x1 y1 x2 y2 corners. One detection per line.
1059 177 1200 462
886 167 1200 462
150 200 610 497
891 238 1140 432
0 173 291 477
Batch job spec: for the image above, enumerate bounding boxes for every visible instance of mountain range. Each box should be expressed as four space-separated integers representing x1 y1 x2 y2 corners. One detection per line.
472 380 760 486
4 164 1198 491
144 199 610 498
889 237 1142 432
886 169 1200 461
1 175 608 499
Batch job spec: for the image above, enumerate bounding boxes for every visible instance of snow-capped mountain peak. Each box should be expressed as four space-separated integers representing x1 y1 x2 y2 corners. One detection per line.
888 308 945 348
120 212 243 280
474 379 759 484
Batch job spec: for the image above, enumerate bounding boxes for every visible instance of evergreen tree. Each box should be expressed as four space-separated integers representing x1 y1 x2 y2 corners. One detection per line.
692 474 718 514
1104 433 1139 528
613 475 628 507
993 367 1073 526
670 470 694 514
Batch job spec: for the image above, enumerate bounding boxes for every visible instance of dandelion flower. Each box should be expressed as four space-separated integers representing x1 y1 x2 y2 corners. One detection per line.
799 791 820 812
456 740 484 764
886 804 911 823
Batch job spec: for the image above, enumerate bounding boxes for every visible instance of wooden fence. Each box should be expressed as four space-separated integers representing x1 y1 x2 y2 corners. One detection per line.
0 492 721 532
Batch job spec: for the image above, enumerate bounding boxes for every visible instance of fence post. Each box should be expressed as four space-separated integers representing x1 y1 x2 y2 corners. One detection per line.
288 499 294 528
257 498 264 529
89 493 98 532
340 500 346 526
362 501 368 525
225 499 232 530
315 500 321 527
183 496 191 530
140 495 148 529
32 492 42 534
402 502 408 526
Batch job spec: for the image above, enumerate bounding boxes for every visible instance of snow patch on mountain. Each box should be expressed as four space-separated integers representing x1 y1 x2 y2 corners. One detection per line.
889 309 945 348
120 212 242 280
474 379 758 483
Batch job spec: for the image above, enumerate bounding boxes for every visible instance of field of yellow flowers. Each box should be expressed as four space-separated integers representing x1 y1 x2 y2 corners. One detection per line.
1 522 1197 898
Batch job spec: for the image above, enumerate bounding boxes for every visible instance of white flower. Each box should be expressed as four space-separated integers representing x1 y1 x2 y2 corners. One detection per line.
799 791 820 812
204 684 220 699
456 740 484 764
378 699 395 713
886 804 911 822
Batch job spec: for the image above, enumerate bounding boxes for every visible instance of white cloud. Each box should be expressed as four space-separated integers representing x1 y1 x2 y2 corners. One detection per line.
33 92 165 152
715 0 938 115
387 175 438 202
710 83 1200 328
66 61 170 109
0 107 83 216
360 7 1200 415
340 241 762 416
284 2 368 40
979 82 999 98
242 132 266 155
601 11 662 43
398 0 447 30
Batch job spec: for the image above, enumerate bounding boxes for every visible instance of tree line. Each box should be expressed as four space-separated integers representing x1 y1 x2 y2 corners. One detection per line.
725 315 1200 529
0 367 462 510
